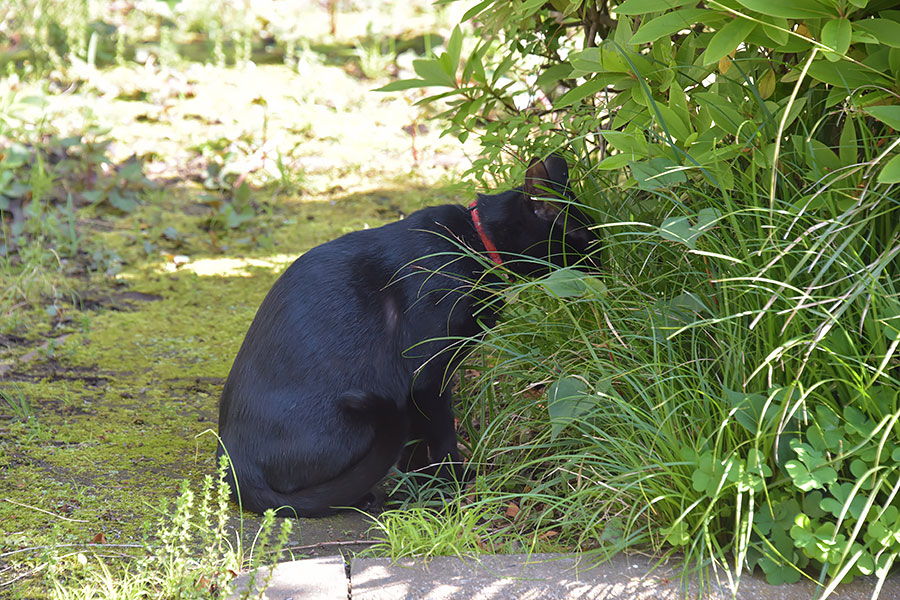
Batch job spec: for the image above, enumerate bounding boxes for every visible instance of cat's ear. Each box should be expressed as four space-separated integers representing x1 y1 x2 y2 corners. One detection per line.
525 154 570 221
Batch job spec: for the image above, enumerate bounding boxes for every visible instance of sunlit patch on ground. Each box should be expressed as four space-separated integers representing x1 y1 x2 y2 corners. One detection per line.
157 253 296 276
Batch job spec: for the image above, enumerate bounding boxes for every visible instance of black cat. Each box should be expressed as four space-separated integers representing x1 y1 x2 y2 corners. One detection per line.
217 154 598 516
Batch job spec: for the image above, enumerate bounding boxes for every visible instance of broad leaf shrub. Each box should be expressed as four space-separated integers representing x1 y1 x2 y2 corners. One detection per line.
382 0 899 187
379 0 900 595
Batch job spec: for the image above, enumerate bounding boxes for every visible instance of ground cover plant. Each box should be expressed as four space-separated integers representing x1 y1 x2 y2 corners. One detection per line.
367 0 900 597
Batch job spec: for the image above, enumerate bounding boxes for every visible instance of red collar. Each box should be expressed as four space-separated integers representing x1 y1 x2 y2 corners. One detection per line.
468 200 502 266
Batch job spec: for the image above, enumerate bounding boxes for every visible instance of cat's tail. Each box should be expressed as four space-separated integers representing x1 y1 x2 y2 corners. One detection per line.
224 391 407 518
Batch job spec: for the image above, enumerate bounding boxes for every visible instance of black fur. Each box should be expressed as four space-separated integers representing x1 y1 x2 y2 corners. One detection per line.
216 155 598 516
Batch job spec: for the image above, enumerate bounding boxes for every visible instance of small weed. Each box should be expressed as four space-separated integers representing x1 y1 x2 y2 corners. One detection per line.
46 455 292 599
366 500 491 560
1 383 33 422
352 34 397 80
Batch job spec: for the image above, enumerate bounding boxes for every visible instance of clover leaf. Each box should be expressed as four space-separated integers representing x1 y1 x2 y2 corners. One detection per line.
754 498 800 536
791 518 845 564
756 515 805 585
843 405 875 439
726 449 772 493
758 556 803 585
820 482 867 520
785 440 838 492
691 452 727 498
866 505 900 548
802 490 826 519
662 521 690 547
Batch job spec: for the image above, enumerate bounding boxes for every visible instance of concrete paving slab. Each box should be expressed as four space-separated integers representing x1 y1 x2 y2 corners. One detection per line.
229 555 348 600
349 553 900 600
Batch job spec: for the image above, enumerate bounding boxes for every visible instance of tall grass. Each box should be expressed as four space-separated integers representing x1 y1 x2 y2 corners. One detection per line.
372 105 899 597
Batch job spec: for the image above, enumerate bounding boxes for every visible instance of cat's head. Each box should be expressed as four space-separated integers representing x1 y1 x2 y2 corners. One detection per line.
506 154 599 275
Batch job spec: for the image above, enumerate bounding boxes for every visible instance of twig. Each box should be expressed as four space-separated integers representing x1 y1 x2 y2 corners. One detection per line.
0 562 47 588
3 498 88 522
0 542 144 559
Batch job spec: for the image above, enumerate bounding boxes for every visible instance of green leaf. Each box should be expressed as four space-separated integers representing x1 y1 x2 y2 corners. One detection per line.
547 376 593 439
758 555 803 585
728 449 772 492
703 17 757 65
59 135 83 148
758 68 776 100
668 80 689 121
802 490 826 519
805 138 842 174
839 116 858 165
653 104 691 141
854 19 900 49
596 154 632 171
821 18 852 60
491 53 517 86
630 8 710 45
413 58 456 87
819 482 867 519
844 405 875 438
814 406 843 450
234 181 251 204
733 0 834 19
867 506 900 547
375 78 429 92
691 452 726 498
864 106 900 131
658 207 720 249
694 92 743 133
659 216 697 247
225 204 254 229
881 313 900 341
555 77 610 108
119 160 145 183
108 189 137 213
569 45 632 75
539 268 591 298
601 130 647 156
877 154 900 184
759 14 790 46
535 63 573 89
446 26 462 69
615 0 695 15
462 0 493 21
81 189 105 204
631 157 686 191
725 387 776 434
785 440 838 491
662 521 690 546
462 42 489 84
807 60 888 90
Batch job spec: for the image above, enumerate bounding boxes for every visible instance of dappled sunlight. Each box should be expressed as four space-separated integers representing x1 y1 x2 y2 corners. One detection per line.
156 253 296 277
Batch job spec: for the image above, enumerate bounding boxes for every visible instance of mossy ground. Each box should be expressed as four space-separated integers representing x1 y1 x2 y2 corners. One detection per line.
0 8 476 595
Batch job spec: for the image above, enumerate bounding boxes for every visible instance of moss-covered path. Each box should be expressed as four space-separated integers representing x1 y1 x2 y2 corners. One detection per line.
0 14 472 595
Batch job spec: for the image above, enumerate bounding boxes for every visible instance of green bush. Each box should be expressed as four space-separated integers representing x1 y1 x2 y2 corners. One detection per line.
378 1 900 595
384 0 899 188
